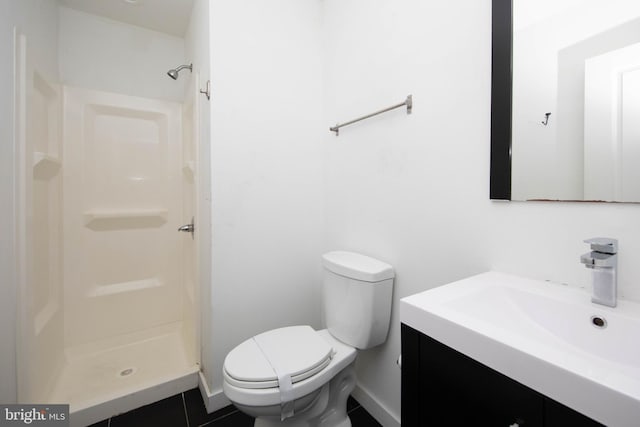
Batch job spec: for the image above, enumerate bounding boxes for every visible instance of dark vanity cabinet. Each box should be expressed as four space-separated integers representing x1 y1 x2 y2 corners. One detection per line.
401 324 603 426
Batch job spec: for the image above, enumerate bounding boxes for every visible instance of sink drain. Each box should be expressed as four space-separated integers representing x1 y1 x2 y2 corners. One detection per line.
590 315 607 329
118 367 136 377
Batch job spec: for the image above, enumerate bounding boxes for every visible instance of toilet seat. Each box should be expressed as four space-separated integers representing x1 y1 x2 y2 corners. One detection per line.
223 329 357 408
224 326 334 390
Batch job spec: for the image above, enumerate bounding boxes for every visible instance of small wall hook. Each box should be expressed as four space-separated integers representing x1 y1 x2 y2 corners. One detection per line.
200 80 211 100
541 112 551 126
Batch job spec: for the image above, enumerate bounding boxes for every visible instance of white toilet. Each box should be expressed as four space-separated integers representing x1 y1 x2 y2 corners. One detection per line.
222 251 395 427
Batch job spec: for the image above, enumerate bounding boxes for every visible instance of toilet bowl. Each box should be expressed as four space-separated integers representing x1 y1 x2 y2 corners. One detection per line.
224 329 357 427
222 251 394 427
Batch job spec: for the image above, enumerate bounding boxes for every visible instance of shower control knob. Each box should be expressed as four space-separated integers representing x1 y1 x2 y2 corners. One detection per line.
178 218 195 239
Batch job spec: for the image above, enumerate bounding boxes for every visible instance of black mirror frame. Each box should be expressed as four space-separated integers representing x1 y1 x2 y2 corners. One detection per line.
490 0 512 200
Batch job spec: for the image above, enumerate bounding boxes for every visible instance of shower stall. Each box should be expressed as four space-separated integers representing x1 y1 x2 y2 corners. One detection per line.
14 3 209 425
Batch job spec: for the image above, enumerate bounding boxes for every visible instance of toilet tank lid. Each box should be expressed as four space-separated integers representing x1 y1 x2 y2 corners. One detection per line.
322 251 394 282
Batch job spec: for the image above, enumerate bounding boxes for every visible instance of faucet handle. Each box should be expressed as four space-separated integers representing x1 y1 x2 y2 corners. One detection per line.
584 237 618 254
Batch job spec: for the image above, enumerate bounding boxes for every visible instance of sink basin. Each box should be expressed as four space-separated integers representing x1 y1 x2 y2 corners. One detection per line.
400 271 640 427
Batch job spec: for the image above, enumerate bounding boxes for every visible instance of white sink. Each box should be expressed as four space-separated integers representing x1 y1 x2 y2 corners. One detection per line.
400 271 640 427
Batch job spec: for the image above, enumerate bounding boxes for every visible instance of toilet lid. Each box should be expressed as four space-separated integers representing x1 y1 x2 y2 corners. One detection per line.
224 325 333 389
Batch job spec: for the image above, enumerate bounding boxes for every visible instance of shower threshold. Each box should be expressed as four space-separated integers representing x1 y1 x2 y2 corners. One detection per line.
49 322 199 427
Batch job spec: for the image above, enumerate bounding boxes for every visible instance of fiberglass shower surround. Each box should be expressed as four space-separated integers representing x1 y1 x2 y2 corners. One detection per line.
18 66 200 427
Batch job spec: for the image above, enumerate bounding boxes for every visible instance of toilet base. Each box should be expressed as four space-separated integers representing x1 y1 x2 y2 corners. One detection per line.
251 362 356 427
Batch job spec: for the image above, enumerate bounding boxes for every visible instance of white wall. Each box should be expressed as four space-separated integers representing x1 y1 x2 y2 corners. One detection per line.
184 0 216 397
208 0 325 398
0 0 60 405
323 0 492 423
58 7 186 102
490 201 640 303
322 2 640 426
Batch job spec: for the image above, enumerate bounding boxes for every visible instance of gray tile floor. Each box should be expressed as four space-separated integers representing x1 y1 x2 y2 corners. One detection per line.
88 388 382 427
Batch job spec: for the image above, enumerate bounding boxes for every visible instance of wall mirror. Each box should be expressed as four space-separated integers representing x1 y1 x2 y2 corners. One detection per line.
491 0 640 202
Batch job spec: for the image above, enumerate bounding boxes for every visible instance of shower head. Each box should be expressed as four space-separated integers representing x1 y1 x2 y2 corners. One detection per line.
167 63 192 80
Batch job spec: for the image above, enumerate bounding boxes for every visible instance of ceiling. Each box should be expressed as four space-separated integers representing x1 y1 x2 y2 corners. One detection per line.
58 0 195 37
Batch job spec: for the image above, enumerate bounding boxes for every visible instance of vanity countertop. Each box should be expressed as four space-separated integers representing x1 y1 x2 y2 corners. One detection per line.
400 271 640 427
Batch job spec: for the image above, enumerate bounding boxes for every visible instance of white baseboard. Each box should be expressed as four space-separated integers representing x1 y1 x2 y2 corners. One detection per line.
352 384 400 427
198 371 231 414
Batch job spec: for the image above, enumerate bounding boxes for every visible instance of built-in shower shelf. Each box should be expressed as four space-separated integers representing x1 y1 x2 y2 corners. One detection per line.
33 152 61 179
83 209 168 229
182 161 195 179
88 278 163 298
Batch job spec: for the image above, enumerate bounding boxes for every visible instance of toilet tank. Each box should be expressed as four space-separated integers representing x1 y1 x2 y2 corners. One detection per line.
322 251 395 349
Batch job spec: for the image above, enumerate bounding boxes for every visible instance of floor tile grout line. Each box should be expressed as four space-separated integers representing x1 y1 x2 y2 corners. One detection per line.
197 408 241 427
91 392 373 426
182 392 191 427
347 404 362 414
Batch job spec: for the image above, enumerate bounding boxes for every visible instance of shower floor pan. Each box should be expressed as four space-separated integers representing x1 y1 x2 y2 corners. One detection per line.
50 322 199 427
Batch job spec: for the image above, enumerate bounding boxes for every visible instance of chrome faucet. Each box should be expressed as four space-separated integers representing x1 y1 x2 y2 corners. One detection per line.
580 238 618 307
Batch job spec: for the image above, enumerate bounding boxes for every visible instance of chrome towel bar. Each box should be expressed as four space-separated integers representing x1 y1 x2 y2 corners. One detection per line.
330 95 412 136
